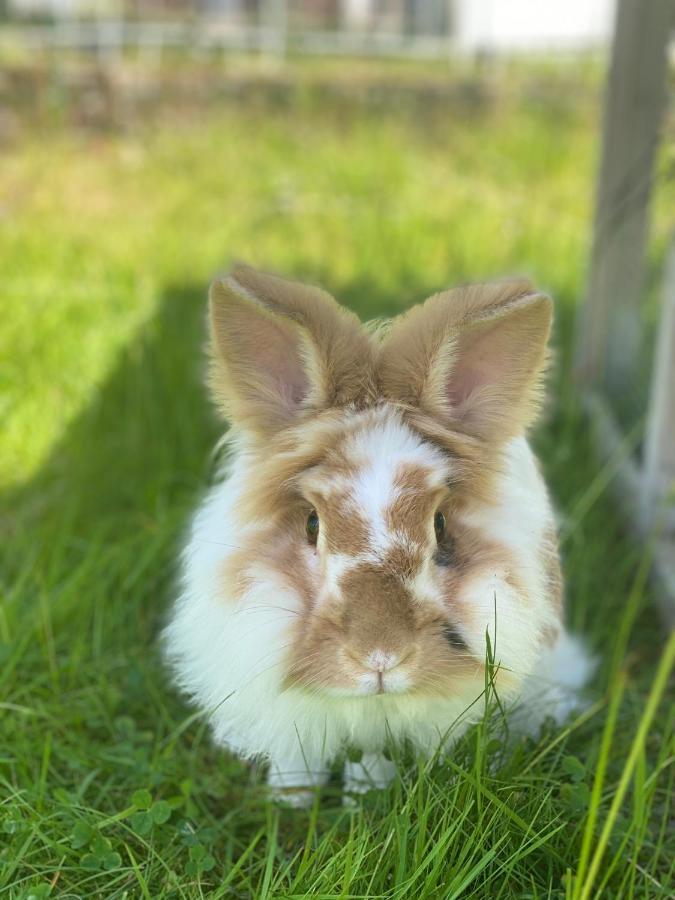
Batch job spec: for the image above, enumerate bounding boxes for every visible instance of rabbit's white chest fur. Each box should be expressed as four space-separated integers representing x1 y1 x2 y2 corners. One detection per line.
164 267 592 802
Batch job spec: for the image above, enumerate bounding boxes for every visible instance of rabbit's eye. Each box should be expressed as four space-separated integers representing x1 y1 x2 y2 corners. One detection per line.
434 511 446 542
306 509 320 544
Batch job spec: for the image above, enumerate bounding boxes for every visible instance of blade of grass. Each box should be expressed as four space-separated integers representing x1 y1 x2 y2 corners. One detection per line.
572 670 625 898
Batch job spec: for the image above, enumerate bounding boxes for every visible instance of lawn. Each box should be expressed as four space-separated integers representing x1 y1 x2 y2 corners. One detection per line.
1 65 674 898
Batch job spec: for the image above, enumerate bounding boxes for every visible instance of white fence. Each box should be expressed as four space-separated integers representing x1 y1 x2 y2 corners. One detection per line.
0 21 457 59
1 0 618 60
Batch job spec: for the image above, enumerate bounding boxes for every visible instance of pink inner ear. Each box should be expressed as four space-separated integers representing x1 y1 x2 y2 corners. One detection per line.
446 368 484 408
252 317 311 413
442 303 547 435
445 326 502 409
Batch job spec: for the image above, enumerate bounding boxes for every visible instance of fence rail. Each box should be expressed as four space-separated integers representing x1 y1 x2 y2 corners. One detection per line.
0 20 618 61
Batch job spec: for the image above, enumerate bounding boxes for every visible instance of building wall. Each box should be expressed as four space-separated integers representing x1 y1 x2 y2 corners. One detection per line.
453 0 616 52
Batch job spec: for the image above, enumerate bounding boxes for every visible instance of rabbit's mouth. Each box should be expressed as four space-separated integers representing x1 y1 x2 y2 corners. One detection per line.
327 645 418 697
347 646 416 696
354 664 414 697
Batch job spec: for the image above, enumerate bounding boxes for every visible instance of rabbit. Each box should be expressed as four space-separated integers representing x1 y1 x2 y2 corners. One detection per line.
164 265 593 807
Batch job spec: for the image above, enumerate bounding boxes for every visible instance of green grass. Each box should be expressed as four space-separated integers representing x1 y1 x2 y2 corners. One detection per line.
1 69 674 898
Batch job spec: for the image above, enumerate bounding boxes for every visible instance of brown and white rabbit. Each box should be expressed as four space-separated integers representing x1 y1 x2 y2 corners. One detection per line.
164 266 592 806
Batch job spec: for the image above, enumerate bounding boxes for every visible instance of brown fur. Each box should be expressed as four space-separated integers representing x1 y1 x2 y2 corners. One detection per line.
321 500 372 556
386 463 446 548
542 526 564 616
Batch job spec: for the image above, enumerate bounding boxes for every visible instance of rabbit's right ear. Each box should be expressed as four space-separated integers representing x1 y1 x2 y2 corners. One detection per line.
208 267 374 436
377 280 552 444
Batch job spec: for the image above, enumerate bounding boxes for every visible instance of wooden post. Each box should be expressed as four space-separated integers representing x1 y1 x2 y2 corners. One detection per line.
642 237 675 535
576 0 672 395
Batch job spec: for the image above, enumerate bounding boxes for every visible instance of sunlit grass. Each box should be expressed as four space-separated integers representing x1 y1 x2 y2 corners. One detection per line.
1 70 673 897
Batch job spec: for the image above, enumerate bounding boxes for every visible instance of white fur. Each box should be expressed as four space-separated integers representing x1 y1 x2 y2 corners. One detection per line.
164 416 592 796
513 630 597 734
343 417 450 558
456 437 561 676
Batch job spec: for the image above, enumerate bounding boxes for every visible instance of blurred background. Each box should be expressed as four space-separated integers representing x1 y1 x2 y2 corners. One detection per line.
1 4 675 894
0 0 673 495
2 0 674 482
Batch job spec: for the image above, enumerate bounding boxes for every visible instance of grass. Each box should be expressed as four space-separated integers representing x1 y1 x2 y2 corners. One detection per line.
1 65 674 898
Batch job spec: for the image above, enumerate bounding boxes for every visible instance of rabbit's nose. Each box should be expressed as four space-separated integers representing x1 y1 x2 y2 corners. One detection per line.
364 649 401 673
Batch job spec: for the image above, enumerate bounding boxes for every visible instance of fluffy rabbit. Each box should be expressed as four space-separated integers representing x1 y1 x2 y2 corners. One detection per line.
164 266 592 806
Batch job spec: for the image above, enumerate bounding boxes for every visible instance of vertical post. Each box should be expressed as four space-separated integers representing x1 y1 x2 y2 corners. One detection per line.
642 237 675 534
575 0 672 395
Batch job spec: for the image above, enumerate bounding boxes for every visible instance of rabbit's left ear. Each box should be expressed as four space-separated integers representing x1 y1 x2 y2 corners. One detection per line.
377 280 552 443
208 266 375 437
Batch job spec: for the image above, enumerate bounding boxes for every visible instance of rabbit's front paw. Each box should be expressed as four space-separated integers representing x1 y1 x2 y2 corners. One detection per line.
342 753 396 806
266 757 330 809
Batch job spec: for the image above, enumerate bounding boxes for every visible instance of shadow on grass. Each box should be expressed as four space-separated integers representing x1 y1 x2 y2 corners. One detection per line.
3 283 214 542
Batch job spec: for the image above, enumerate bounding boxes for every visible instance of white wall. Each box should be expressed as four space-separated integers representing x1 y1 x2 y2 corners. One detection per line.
453 0 616 52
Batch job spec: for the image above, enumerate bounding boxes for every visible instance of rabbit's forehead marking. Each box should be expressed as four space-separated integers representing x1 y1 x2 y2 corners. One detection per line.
302 416 451 563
